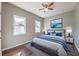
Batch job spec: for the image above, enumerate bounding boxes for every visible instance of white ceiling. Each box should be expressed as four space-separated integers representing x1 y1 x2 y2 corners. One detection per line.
10 2 77 18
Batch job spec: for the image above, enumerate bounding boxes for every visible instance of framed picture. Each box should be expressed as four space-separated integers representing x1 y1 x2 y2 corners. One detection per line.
50 18 63 28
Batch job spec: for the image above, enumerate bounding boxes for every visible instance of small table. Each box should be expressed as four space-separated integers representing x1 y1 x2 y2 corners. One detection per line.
65 37 74 44
65 37 75 53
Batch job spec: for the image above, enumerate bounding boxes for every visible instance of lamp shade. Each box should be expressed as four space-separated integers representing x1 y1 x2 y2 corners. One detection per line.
42 29 47 34
66 27 72 33
42 29 46 32
66 26 72 37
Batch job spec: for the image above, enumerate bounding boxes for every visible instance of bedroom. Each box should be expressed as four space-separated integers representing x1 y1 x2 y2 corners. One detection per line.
0 2 79 56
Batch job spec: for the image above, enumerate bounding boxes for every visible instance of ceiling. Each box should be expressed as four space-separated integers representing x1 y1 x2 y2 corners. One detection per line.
10 2 77 18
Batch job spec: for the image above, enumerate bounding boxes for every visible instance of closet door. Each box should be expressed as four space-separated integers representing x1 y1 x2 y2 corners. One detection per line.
0 2 1 56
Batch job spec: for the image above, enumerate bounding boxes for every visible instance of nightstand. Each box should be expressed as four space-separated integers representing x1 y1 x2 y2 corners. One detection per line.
65 37 74 44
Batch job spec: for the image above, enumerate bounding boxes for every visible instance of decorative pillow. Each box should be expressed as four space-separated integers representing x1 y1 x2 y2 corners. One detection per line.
56 32 62 36
37 35 52 39
47 32 51 35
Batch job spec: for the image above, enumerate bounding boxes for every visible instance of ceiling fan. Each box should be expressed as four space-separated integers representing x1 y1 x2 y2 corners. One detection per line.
39 2 54 12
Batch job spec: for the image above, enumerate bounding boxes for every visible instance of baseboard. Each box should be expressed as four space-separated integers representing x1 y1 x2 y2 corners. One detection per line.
74 42 79 52
2 40 32 51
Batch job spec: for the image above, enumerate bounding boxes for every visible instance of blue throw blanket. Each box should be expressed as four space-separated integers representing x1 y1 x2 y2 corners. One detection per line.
37 35 69 51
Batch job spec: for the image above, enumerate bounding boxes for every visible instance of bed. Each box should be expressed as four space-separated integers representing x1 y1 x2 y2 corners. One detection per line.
30 29 69 56
31 35 69 56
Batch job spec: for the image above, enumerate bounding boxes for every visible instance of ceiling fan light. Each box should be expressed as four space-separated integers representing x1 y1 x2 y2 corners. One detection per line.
44 8 48 11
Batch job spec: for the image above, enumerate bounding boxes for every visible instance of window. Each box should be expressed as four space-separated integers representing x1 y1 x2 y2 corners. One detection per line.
35 20 41 33
13 15 26 35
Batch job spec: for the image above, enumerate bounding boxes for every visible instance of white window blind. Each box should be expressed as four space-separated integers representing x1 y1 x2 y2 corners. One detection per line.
13 15 26 35
35 20 41 33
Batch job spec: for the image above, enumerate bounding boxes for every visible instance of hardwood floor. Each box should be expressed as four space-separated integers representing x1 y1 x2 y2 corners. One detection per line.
2 43 79 56
2 45 32 56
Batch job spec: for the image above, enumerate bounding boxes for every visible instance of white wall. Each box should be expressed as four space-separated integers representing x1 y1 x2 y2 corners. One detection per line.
44 11 75 33
0 2 1 49
74 3 79 51
0 2 2 55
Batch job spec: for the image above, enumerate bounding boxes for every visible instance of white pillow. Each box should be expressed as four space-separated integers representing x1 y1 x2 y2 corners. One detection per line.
52 36 65 41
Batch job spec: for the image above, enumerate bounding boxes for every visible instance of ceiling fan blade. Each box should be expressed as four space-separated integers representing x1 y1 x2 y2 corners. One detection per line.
48 8 53 10
42 3 48 8
48 2 54 7
39 8 44 10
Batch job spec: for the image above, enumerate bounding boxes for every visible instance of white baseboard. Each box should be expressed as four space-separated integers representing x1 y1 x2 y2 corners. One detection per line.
2 40 32 51
74 42 79 52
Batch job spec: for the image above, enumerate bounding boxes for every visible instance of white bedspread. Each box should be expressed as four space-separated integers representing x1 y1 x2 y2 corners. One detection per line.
32 37 67 56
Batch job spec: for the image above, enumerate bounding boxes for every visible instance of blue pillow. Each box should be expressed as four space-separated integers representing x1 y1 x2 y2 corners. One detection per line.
56 32 62 36
47 32 51 35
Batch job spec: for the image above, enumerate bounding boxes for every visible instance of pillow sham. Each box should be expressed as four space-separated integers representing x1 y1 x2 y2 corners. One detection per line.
56 32 62 36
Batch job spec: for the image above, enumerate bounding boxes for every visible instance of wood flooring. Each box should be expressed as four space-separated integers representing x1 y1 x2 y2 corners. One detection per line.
2 45 32 56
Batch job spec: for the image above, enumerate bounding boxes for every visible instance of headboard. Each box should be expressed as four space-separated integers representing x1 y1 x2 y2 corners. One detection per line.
47 29 65 39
